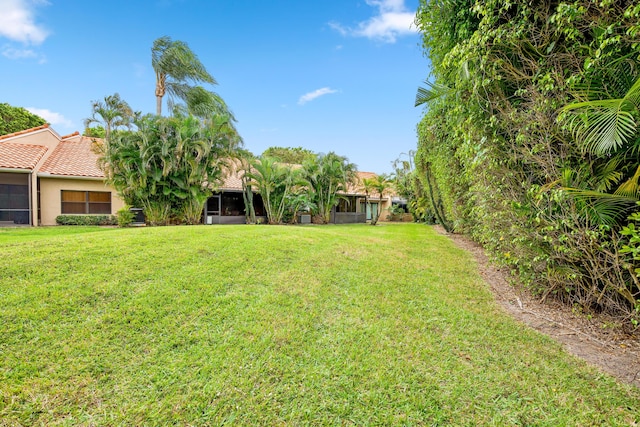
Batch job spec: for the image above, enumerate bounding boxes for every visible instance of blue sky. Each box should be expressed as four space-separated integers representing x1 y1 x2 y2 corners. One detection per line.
0 0 429 173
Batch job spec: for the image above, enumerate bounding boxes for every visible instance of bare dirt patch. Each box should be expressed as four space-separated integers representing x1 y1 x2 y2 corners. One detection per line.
435 226 640 388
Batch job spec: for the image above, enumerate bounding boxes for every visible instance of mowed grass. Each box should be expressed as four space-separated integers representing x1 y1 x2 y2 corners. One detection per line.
0 223 638 426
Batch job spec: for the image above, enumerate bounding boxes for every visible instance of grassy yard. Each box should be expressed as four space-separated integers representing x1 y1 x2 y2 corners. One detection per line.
1 223 638 426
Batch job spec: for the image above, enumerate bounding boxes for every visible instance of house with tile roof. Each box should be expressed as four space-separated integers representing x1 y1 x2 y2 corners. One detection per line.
0 125 399 226
0 125 125 226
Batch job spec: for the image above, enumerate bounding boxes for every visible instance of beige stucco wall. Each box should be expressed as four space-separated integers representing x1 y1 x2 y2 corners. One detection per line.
38 177 125 226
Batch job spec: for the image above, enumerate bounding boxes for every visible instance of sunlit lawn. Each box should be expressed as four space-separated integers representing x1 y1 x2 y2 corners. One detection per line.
1 223 638 425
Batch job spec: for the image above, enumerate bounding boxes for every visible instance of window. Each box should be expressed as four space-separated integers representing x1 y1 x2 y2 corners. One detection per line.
61 190 111 214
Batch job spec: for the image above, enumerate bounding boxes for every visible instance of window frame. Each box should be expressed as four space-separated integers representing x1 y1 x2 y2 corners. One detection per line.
61 190 112 215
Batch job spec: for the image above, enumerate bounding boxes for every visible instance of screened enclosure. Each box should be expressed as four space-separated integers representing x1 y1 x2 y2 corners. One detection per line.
0 172 31 225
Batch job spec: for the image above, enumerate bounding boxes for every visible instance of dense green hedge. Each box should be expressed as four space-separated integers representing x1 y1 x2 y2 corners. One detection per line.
414 0 640 326
55 215 117 226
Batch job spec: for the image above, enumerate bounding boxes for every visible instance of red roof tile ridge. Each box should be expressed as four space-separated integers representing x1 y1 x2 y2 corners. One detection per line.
61 131 80 139
0 123 50 141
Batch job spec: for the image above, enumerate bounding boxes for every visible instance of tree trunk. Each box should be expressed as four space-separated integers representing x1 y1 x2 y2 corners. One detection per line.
242 180 256 224
156 95 163 116
424 164 452 232
155 73 165 116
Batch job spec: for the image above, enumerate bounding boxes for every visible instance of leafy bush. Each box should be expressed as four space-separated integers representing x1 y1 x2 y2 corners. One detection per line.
55 215 117 226
116 207 135 227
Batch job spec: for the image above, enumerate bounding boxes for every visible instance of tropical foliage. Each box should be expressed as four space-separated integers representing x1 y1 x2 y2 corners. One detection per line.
414 0 640 325
262 146 316 164
99 113 241 225
302 152 357 224
0 103 46 135
245 156 303 224
369 174 392 226
84 93 134 139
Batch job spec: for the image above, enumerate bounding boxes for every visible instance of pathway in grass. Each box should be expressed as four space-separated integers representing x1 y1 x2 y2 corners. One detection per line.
1 223 638 425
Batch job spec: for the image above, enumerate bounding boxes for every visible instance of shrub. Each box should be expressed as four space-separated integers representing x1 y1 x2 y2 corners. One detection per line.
116 207 135 227
55 215 117 226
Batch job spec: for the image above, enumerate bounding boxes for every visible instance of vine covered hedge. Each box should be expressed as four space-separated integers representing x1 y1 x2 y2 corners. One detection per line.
414 1 640 326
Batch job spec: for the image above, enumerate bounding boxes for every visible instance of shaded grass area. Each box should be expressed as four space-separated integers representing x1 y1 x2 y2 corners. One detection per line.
0 226 114 244
1 223 638 425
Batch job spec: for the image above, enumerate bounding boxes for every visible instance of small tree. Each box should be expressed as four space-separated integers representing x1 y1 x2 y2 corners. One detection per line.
262 146 316 164
246 157 303 224
370 174 392 226
0 103 46 135
84 93 133 139
360 176 376 222
232 149 258 224
303 152 357 224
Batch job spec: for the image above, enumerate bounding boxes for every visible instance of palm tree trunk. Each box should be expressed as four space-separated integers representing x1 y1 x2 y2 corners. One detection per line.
155 72 166 116
156 95 163 116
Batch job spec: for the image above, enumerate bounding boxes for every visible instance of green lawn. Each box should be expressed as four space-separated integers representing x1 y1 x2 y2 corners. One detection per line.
1 223 638 426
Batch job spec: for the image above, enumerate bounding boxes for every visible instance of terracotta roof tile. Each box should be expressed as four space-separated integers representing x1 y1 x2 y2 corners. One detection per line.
61 131 80 139
39 137 104 178
220 172 244 191
218 159 244 191
0 124 50 141
0 143 48 170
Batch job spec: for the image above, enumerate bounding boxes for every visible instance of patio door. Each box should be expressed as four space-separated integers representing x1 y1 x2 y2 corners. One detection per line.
361 202 378 221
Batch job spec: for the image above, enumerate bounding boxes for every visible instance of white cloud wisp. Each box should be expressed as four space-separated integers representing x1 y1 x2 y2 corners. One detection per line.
298 87 339 105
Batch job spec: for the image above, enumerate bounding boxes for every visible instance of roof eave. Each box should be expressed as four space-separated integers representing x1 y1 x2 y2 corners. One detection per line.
37 173 105 181
0 167 32 173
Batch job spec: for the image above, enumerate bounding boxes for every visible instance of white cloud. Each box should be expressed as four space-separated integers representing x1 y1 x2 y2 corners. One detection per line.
2 45 36 58
26 108 73 128
2 44 46 62
330 0 417 43
298 87 339 105
0 0 49 45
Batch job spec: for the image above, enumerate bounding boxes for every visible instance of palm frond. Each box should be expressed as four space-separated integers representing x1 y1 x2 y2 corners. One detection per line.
614 165 640 199
562 187 638 226
415 81 453 107
562 99 636 154
594 158 624 193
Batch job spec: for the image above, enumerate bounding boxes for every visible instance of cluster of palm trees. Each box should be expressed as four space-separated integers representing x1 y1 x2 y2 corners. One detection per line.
97 112 241 225
244 152 358 225
85 36 393 226
86 36 240 225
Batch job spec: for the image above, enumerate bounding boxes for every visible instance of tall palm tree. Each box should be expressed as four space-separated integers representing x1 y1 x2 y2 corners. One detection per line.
152 36 216 116
84 93 133 139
